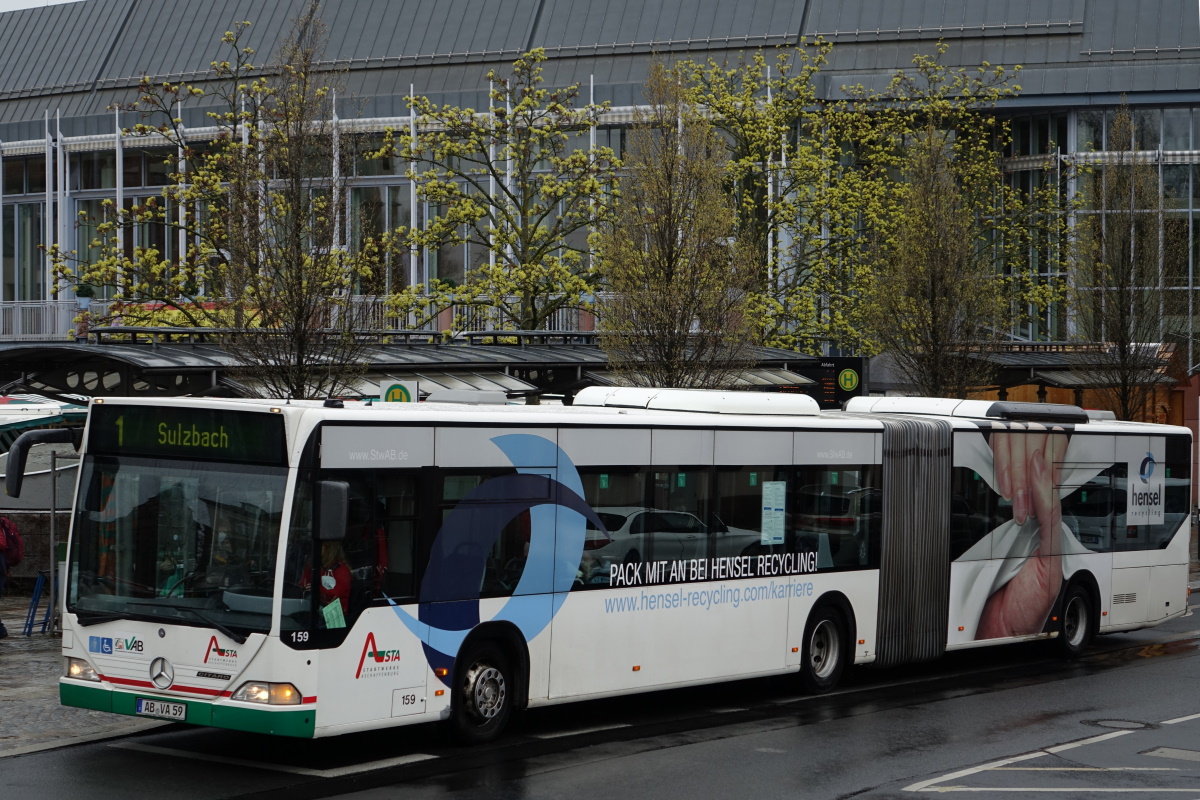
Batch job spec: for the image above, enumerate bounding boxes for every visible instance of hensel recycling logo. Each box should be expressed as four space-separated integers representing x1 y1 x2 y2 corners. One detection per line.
388 434 606 687
1139 452 1156 484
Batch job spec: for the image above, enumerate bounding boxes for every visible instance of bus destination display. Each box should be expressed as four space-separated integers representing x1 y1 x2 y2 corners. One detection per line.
89 404 286 464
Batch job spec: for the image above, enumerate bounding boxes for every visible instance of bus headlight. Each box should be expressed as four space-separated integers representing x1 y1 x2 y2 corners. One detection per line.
65 657 100 682
230 681 301 705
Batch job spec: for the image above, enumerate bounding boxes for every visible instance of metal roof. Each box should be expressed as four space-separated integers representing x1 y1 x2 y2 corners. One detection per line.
5 1 1200 138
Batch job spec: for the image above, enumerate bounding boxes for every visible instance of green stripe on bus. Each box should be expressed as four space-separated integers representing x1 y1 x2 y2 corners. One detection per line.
211 704 315 738
60 683 313 738
60 682 110 712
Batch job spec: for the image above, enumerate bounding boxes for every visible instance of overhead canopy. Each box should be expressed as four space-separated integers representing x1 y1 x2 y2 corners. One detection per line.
351 369 539 397
583 367 815 390
1031 368 1175 389
0 334 821 402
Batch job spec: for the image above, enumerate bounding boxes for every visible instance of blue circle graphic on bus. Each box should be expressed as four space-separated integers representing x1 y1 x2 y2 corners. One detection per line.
386 434 605 684
1139 452 1155 484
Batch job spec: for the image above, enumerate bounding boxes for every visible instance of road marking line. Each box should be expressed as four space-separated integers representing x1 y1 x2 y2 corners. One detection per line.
903 752 1046 792
1045 730 1133 753
532 722 630 739
990 767 1179 771
918 788 1200 793
109 741 435 776
708 707 748 714
1147 747 1200 763
1162 712 1200 725
906 732 1137 792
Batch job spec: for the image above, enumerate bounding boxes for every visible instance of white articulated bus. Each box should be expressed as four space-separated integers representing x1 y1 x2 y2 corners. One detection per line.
19 389 1190 742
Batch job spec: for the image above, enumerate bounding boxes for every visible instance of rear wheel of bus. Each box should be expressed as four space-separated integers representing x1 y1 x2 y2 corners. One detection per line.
799 605 848 693
1057 583 1096 658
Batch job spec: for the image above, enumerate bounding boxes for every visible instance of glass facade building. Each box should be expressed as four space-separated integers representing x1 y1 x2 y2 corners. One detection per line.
2 0 1200 365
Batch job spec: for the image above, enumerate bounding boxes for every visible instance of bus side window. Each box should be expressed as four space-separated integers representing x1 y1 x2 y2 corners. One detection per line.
379 473 418 599
439 471 533 600
949 468 998 561
792 465 876 570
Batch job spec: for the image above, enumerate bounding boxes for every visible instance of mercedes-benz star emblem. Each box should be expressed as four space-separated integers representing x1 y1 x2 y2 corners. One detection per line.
149 657 175 690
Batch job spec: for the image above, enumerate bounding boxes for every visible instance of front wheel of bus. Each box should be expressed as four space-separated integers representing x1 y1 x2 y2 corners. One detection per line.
1058 584 1095 658
799 606 847 693
451 644 513 745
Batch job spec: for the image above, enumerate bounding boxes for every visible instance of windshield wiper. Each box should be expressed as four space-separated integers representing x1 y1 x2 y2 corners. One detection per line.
177 607 248 645
75 609 162 627
75 611 127 627
80 601 252 644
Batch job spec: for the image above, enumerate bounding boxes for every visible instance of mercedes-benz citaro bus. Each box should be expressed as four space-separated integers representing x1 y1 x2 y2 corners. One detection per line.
11 389 1191 744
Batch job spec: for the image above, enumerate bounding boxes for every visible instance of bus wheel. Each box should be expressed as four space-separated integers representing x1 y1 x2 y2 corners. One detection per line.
799 606 847 693
1058 584 1095 658
450 644 513 744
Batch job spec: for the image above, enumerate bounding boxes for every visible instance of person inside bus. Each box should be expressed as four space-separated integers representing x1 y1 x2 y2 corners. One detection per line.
203 523 246 590
975 423 1069 639
302 541 352 617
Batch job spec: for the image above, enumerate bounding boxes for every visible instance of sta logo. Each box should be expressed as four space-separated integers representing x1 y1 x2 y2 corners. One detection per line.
204 636 238 663
356 632 402 679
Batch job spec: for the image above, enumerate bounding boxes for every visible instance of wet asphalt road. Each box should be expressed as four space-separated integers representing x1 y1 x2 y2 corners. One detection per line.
5 606 1200 800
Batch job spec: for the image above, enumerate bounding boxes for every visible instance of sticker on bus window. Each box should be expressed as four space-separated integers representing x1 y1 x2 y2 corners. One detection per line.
323 600 346 629
761 481 786 545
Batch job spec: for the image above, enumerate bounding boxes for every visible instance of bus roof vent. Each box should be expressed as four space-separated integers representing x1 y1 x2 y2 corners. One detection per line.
573 386 821 416
843 397 1089 424
424 390 508 405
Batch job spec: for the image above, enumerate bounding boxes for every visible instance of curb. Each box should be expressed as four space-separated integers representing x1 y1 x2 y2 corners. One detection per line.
0 720 169 759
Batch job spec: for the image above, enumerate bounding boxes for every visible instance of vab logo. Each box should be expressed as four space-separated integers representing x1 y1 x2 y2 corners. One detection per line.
113 635 143 654
356 632 402 679
1140 452 1156 484
203 636 238 664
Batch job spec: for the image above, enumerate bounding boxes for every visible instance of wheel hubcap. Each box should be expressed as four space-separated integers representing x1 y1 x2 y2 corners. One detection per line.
810 619 840 679
466 664 506 721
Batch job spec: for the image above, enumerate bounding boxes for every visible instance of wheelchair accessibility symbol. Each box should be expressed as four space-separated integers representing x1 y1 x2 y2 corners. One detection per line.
837 369 859 392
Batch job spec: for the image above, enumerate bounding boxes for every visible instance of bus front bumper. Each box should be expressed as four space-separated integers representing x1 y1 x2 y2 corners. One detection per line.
60 680 316 738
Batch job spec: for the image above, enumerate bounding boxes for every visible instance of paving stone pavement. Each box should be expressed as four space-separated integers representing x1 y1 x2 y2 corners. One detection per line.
0 593 164 756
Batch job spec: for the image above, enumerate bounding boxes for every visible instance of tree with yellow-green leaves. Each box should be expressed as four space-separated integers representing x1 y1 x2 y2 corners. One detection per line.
680 43 888 353
595 63 758 389
385 49 619 332
848 44 1078 398
50 3 406 399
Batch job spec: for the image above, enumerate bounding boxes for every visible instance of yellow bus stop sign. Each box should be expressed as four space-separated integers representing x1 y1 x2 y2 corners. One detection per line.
837 369 859 392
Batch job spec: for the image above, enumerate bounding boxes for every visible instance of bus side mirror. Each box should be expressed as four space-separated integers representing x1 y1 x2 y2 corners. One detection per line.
6 428 80 498
317 480 349 542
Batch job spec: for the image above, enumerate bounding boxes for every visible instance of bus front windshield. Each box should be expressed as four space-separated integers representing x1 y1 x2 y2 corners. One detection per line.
68 455 287 636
